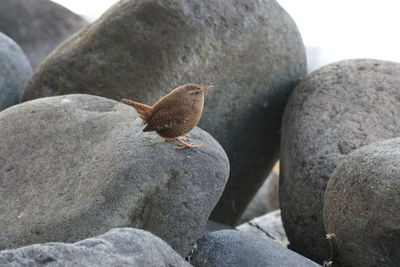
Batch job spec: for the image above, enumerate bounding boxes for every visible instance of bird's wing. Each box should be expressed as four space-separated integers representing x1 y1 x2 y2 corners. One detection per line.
144 106 193 132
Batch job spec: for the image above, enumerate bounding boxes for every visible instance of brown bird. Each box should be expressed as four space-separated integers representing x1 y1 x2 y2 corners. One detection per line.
122 83 214 150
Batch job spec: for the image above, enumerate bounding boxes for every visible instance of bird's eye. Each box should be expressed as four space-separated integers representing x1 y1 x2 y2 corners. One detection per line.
192 87 201 94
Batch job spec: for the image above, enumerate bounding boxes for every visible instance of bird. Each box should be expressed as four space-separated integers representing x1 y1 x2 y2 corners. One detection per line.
121 83 214 150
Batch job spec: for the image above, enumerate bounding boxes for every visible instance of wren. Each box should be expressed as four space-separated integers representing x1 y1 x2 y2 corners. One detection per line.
122 83 214 150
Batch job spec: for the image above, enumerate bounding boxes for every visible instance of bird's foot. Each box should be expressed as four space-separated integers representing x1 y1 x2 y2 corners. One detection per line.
175 143 200 150
174 137 200 150
164 137 192 142
178 136 192 142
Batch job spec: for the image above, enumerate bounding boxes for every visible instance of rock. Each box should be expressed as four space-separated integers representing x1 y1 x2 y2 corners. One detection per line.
280 59 400 262
239 169 279 223
0 0 88 70
0 228 191 267
237 209 288 246
0 33 32 111
324 138 400 267
189 230 320 267
204 220 235 233
23 0 307 226
0 94 229 256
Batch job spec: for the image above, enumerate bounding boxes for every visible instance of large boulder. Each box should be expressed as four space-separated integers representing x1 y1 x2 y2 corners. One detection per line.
0 33 32 111
0 94 229 256
0 0 88 70
189 230 320 267
23 0 307 226
0 228 191 267
324 138 400 267
280 59 400 262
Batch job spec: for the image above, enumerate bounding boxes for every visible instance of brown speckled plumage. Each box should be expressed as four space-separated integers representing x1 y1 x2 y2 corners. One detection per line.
122 83 213 149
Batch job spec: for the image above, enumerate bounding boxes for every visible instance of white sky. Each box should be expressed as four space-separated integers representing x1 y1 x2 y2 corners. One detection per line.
52 0 400 71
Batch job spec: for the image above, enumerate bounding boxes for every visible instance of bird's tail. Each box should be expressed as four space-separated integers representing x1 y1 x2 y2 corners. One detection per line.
121 99 153 121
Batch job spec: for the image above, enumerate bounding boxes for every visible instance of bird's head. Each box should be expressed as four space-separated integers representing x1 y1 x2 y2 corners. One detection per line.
177 83 214 98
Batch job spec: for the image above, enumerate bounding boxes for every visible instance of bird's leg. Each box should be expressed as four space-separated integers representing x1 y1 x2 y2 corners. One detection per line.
175 137 200 150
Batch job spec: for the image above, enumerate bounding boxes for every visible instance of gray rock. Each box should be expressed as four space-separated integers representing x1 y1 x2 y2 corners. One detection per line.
0 0 88 70
0 94 229 256
0 33 32 111
0 228 191 267
324 138 400 267
189 230 320 267
22 0 307 226
237 209 288 246
280 59 400 262
239 170 280 223
204 220 235 233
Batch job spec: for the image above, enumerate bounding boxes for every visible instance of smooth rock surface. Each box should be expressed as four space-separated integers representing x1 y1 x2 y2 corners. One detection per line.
0 0 88 70
0 33 32 111
280 59 400 262
0 228 191 267
190 230 320 267
0 94 229 256
239 170 279 224
324 138 400 267
237 209 288 246
23 0 307 226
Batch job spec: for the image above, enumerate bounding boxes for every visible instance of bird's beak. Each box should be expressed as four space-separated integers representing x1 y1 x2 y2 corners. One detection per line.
202 85 214 92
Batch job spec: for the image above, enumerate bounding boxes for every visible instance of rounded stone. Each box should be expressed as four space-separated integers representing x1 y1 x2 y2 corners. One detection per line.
22 0 307 226
0 228 191 267
280 59 400 262
324 138 400 267
190 230 319 267
0 0 88 70
0 33 32 111
0 94 229 256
